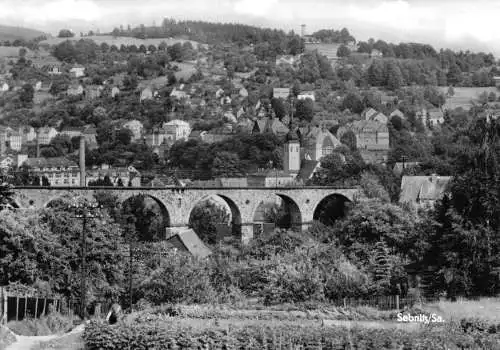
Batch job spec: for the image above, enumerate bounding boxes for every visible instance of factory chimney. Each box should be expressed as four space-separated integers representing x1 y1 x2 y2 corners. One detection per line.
79 136 86 187
35 131 40 158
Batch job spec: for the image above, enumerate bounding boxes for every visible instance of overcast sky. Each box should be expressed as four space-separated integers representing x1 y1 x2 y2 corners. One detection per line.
2 0 500 55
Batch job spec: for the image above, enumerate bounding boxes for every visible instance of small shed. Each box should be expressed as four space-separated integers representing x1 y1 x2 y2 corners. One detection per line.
165 229 212 258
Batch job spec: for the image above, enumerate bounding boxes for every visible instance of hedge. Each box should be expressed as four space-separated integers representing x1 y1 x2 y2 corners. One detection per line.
83 319 500 350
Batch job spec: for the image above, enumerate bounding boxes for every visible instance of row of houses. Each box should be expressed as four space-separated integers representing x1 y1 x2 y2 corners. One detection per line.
0 154 141 187
0 125 98 156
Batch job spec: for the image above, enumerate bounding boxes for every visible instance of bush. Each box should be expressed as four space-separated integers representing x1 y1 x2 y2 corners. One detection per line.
138 251 216 304
0 325 16 349
7 312 78 336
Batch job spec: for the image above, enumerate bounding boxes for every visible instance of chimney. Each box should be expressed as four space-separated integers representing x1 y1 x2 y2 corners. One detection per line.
35 132 40 158
79 136 86 187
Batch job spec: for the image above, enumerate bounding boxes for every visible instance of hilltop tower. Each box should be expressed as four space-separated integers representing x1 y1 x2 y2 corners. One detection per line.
301 24 306 37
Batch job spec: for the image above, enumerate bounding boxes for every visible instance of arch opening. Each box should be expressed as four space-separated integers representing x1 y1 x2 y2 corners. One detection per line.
188 194 239 245
253 194 302 236
121 194 170 243
313 194 351 226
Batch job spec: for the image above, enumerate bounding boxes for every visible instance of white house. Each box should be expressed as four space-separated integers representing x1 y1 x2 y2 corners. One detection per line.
297 91 315 101
70 67 86 78
0 82 9 92
122 120 144 141
162 119 191 142
37 127 59 145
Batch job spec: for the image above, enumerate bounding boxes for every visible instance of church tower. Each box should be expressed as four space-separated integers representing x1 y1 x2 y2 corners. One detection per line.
284 130 301 173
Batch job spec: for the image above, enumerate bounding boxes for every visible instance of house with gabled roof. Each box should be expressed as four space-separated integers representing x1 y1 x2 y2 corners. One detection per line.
252 117 289 138
399 175 452 210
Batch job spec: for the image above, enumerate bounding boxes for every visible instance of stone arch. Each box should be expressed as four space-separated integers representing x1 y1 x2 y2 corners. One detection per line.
119 193 171 241
313 193 352 226
252 193 302 233
188 194 242 239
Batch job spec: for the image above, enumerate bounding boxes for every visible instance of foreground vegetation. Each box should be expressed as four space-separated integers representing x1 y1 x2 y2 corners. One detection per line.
82 306 500 350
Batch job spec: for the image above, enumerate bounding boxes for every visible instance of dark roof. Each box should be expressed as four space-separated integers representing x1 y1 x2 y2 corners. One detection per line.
296 160 320 182
22 157 78 168
165 229 212 258
399 176 452 205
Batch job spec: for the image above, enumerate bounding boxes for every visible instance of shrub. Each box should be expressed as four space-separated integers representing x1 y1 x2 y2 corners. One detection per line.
138 251 216 304
0 325 16 349
7 312 77 336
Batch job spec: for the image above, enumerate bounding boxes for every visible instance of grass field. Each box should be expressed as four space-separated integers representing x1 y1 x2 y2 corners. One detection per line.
421 298 500 322
440 86 499 110
0 25 46 42
40 35 203 48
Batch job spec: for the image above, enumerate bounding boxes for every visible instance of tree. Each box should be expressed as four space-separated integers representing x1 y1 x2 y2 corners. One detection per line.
58 29 75 38
189 200 230 245
0 183 14 209
340 130 357 151
121 195 165 242
385 61 404 90
295 98 314 122
116 128 133 146
337 45 351 58
19 84 34 106
211 152 245 178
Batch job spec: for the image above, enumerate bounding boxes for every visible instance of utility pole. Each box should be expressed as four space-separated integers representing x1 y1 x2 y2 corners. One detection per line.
70 201 102 320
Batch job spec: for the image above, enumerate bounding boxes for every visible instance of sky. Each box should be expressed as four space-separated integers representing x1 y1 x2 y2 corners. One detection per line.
2 0 500 55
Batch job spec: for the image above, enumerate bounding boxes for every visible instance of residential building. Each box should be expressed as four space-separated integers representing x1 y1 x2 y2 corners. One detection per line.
338 120 389 151
275 55 298 66
299 126 341 161
0 154 27 170
0 82 9 92
390 109 405 120
140 87 154 102
37 127 59 145
60 127 83 139
46 65 62 75
170 88 189 100
239 87 248 97
21 157 80 187
162 119 191 142
393 162 421 176
297 91 315 101
8 131 22 151
111 86 120 98
370 49 383 58
67 84 84 96
252 117 289 138
122 120 144 142
273 88 290 99
428 108 445 126
84 85 103 100
86 164 141 187
215 88 225 99
69 66 85 78
247 169 297 187
19 126 36 143
399 175 452 210
362 108 388 123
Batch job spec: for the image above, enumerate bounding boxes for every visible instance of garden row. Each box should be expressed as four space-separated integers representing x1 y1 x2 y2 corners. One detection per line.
83 318 500 350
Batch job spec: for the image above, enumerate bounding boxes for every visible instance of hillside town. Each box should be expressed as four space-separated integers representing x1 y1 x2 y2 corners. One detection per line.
0 12 499 350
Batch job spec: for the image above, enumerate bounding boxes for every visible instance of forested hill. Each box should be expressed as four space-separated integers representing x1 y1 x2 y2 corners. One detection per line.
110 19 303 52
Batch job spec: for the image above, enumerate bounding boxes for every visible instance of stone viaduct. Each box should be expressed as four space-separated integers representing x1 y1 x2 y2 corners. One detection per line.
12 186 360 243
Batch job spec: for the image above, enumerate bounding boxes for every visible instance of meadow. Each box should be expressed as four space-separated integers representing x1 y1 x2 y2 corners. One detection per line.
440 86 499 110
40 35 202 49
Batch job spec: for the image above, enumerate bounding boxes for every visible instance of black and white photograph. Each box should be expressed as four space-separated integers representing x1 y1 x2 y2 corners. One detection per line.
0 0 499 349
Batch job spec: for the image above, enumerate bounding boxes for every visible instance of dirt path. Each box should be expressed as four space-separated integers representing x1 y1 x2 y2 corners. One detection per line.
5 324 85 350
